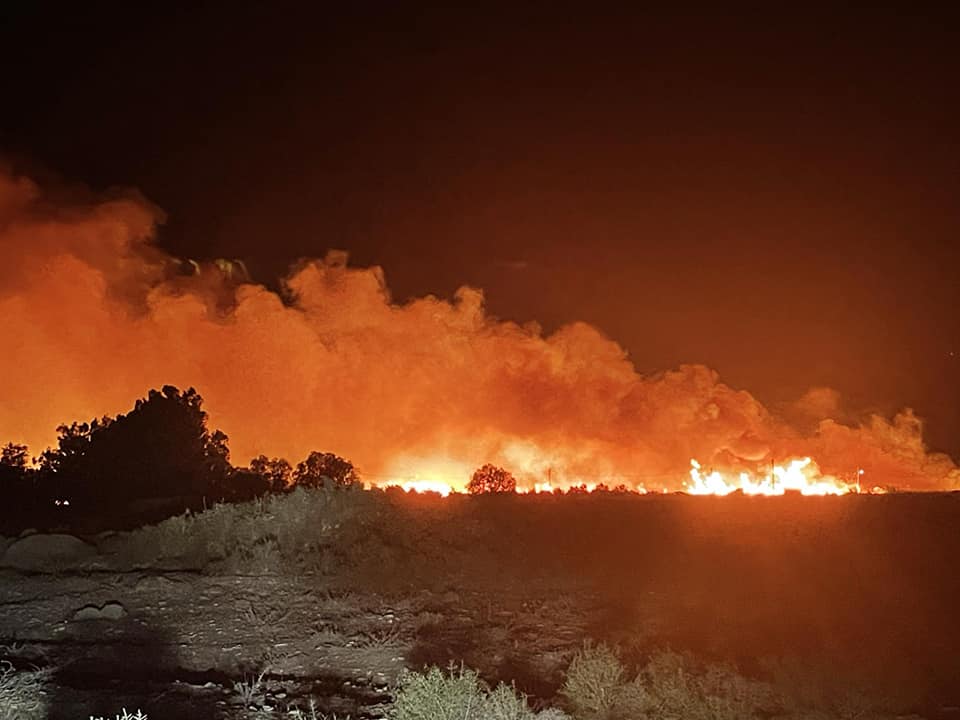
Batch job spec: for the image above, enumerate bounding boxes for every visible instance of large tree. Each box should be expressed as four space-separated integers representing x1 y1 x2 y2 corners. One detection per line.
467 464 517 494
37 386 231 508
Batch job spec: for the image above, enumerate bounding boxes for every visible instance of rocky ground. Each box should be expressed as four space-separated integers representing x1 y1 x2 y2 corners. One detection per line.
2 490 960 719
0 533 601 719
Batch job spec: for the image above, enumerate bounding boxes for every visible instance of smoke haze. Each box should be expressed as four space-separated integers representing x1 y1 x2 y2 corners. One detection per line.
1 169 956 491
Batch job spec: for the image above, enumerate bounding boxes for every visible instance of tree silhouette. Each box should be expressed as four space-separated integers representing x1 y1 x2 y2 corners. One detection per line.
217 455 293 502
467 464 517 494
1 442 29 470
1 442 34 515
249 455 293 492
293 451 358 488
37 386 230 510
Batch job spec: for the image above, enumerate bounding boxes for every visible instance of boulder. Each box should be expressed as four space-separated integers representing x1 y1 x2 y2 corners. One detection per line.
0 533 98 571
72 601 128 621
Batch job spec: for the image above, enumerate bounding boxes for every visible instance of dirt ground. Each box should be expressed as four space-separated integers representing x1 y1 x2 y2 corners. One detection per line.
2 490 960 719
1 570 606 718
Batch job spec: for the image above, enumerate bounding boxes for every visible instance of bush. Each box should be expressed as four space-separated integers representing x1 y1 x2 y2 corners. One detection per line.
392 665 536 720
560 643 624 720
392 665 486 720
561 645 776 720
638 650 775 720
484 682 537 720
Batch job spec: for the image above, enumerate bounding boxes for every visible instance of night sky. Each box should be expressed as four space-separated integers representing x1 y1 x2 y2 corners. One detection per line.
2 4 958 456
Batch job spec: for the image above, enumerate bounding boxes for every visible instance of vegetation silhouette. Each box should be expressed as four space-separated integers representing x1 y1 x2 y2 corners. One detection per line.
249 455 293 492
0 385 374 531
467 464 517 494
1 442 34 510
35 386 230 514
293 451 359 489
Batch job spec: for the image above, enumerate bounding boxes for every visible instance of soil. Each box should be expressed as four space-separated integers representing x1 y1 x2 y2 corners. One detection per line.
3 491 960 719
0 568 603 718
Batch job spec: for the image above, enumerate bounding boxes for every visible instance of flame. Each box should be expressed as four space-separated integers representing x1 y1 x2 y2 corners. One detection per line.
528 482 557 494
385 479 455 497
378 454 473 496
685 457 855 496
380 455 865 498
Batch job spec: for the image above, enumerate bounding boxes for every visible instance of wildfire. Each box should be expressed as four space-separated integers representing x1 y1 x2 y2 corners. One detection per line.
2 168 956 495
379 455 872 497
387 479 455 497
685 457 856 496
378 455 474 496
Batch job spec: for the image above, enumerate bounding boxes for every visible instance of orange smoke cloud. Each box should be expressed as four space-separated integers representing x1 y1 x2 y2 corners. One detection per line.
1 169 957 491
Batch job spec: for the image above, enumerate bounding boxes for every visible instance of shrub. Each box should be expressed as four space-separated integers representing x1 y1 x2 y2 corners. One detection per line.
392 665 486 720
484 682 537 720
561 645 776 720
392 665 536 720
638 650 775 720
560 643 624 720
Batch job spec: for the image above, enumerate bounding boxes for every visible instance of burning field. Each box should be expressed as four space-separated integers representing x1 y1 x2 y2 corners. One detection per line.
0 168 957 496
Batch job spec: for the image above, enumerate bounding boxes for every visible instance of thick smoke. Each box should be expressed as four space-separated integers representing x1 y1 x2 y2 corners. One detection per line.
1 170 956 490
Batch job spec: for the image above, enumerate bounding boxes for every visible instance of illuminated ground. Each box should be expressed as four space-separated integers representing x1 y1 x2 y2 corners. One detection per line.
1 489 958 719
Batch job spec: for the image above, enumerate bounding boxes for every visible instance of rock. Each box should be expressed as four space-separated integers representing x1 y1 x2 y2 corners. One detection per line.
72 601 128 622
0 533 98 571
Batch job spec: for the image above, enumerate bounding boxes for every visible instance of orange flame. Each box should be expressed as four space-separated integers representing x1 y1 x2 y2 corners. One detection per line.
685 457 855 496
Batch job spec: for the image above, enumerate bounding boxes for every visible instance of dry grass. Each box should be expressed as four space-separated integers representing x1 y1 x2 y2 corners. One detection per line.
108 485 369 572
0 660 52 720
559 644 923 720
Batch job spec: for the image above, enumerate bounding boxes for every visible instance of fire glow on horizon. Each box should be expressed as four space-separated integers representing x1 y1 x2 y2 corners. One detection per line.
377 456 882 497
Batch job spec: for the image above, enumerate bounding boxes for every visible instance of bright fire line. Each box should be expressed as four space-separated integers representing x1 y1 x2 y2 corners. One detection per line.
685 457 857 496
380 456 877 496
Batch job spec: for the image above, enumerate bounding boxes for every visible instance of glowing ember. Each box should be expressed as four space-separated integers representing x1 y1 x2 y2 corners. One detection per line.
685 457 855 496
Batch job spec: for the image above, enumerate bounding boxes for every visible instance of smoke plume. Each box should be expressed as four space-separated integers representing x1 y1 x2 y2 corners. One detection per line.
1 169 956 491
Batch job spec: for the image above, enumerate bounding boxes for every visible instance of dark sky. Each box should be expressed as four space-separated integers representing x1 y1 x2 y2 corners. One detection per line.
2 3 958 455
